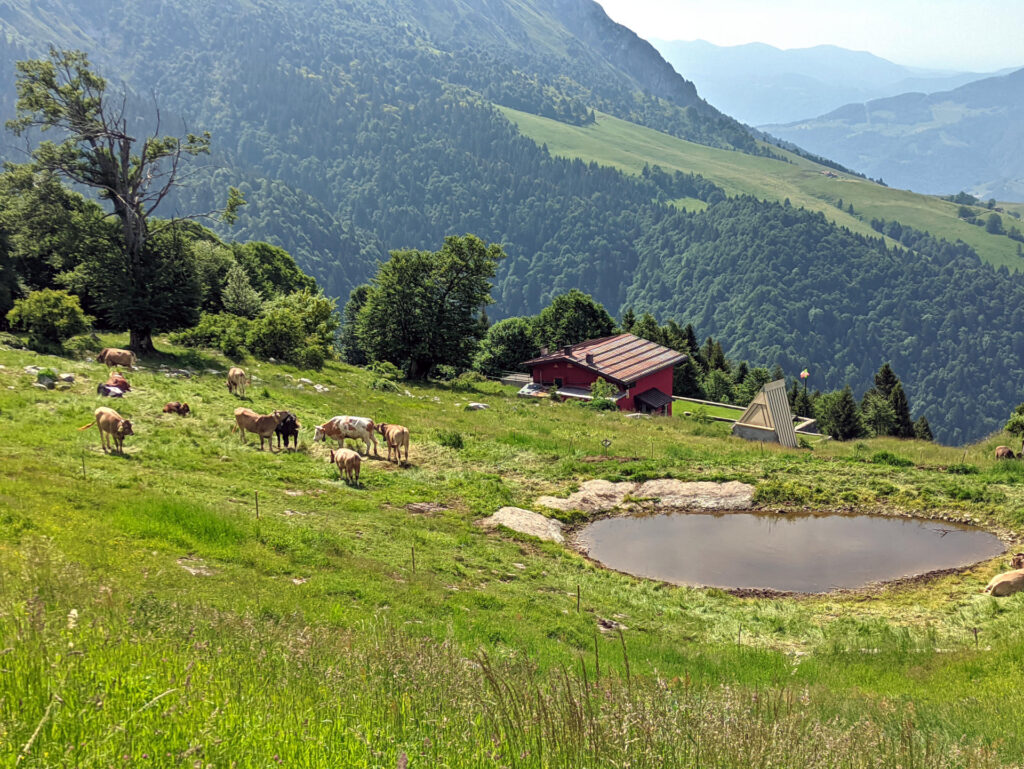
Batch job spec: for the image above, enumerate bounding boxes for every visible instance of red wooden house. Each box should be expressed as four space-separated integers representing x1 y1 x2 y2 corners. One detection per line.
521 333 685 415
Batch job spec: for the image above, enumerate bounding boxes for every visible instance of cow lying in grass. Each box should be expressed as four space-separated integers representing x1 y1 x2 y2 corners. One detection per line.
232 407 287 451
376 422 410 465
330 448 361 484
314 415 378 456
163 402 191 416
79 406 134 454
96 384 123 398
105 372 131 392
983 568 1024 597
275 411 300 449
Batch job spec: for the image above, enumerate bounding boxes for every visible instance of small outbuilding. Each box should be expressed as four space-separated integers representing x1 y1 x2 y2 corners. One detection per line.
521 333 685 415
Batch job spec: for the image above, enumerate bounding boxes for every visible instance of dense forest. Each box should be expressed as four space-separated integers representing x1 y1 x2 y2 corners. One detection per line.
0 0 1022 443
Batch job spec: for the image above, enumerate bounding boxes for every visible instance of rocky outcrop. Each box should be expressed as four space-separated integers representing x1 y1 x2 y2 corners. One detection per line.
536 479 755 514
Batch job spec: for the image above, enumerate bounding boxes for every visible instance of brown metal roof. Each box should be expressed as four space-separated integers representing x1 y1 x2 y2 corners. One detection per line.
522 333 687 386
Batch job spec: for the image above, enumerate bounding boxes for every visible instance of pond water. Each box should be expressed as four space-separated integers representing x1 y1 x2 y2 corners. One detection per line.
575 512 1004 593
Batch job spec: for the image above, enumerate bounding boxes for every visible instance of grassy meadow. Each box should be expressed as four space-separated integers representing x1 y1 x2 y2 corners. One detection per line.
4 338 1024 767
499 107 1024 272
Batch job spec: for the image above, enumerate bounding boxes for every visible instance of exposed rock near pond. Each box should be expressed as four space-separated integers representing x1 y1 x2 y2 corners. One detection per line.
535 479 754 514
477 507 565 543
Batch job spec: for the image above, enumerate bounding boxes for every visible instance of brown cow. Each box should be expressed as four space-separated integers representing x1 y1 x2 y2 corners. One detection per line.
232 407 287 450
78 406 134 454
163 402 191 416
227 366 249 397
983 568 1024 597
97 348 136 368
1011 552 1024 570
995 446 1016 460
330 448 361 484
105 372 131 392
376 422 410 465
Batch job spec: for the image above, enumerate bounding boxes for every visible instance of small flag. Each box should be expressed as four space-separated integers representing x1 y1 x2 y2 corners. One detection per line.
800 369 809 380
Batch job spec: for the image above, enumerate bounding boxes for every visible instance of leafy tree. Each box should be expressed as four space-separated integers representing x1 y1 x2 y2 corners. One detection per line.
261 290 340 366
221 263 263 318
532 289 614 350
358 234 504 378
861 392 897 437
631 312 664 345
169 312 251 358
339 285 370 366
7 48 243 354
192 241 237 314
986 213 1004 234
735 366 771 405
816 386 864 441
231 241 315 298
473 316 537 377
6 288 91 347
913 416 934 442
672 356 704 398
702 368 735 403
1003 404 1024 437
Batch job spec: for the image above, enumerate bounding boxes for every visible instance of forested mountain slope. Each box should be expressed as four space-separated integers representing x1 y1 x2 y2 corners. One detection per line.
1 0 1024 442
764 68 1024 200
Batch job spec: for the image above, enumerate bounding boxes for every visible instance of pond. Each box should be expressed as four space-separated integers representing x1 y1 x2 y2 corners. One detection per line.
575 511 1004 593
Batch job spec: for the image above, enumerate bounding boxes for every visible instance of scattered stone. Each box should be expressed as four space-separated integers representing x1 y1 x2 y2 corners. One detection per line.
268 357 278 363
24 365 41 374
466 402 489 410
281 509 311 517
404 389 413 397
314 384 329 393
177 556 215 577
476 507 565 543
597 616 627 632
59 373 75 383
291 577 308 585
284 489 305 497
406 502 449 515
298 377 314 385
32 382 51 391
512 563 526 570
296 384 304 389
205 368 222 375
625 413 649 419
536 479 755 514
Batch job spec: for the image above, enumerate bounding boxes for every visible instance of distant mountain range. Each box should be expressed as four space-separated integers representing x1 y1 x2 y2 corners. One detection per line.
762 68 1024 199
653 39 1008 126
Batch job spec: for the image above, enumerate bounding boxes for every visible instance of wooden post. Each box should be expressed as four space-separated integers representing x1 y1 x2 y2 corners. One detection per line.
972 627 979 649
576 584 581 613
81 451 86 480
411 546 416 575
594 630 600 682
255 491 260 520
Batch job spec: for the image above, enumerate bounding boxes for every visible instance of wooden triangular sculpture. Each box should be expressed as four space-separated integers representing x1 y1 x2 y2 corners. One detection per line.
731 379 798 448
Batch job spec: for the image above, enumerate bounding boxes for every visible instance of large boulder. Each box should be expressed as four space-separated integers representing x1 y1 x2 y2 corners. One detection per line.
477 507 565 543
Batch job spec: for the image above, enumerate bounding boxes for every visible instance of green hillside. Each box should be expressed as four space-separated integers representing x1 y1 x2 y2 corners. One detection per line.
501 106 1024 271
4 338 1024 765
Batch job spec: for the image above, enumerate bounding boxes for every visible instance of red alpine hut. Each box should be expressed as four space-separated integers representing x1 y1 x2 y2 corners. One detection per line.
521 333 685 415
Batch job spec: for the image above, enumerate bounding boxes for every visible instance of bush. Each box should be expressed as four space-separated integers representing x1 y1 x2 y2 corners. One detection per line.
6 289 91 347
0 331 26 349
245 291 339 369
584 397 618 411
63 334 102 358
170 313 251 358
436 429 464 450
369 376 400 393
368 360 403 380
451 371 487 392
433 364 460 381
870 450 913 467
947 463 979 475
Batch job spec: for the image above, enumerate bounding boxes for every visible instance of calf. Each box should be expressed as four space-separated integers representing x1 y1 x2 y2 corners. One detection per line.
314 415 379 456
983 568 1024 597
232 407 287 450
163 402 191 416
79 406 134 454
105 372 131 392
97 347 137 368
376 422 410 465
330 448 361 484
275 411 301 449
226 367 249 397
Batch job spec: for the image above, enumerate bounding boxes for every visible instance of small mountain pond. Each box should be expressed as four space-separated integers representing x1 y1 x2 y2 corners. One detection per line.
575 511 1004 593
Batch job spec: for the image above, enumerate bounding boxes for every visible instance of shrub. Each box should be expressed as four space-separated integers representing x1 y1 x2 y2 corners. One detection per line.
369 376 400 393
947 463 979 475
247 306 305 360
870 450 913 467
63 334 102 358
436 429 464 450
6 289 91 347
0 331 26 349
584 397 618 411
451 370 487 392
433 364 459 381
368 360 403 380
170 313 251 358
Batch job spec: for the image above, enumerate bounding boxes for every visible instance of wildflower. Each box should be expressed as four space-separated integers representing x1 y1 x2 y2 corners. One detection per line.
67 608 79 630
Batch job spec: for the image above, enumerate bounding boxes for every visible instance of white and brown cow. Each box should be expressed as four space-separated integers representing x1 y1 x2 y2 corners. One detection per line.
226 367 249 397
79 406 134 454
314 415 379 456
232 407 287 451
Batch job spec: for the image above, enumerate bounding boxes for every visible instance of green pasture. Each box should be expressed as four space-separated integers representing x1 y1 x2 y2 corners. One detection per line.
500 106 1024 272
4 338 1024 766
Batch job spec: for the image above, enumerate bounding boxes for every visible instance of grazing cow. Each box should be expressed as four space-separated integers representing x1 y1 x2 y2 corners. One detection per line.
983 568 1024 597
96 384 124 398
232 407 287 450
226 367 249 397
78 406 134 454
1011 552 1024 570
330 448 361 484
163 402 191 416
995 446 1015 460
97 347 136 368
275 411 301 450
376 422 410 465
313 415 379 456
105 372 131 392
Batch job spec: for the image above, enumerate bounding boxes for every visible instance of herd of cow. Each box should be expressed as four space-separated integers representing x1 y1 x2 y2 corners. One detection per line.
79 349 410 485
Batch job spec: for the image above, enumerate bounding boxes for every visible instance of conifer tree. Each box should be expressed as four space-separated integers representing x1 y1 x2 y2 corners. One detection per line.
631 312 663 345
888 382 915 438
620 307 636 333
913 416 934 442
873 363 900 399
672 356 704 399
222 262 262 318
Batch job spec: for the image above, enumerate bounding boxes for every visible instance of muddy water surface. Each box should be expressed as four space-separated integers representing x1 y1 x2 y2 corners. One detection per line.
576 511 1004 593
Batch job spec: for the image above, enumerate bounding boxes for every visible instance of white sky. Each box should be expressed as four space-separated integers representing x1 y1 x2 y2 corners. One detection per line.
596 0 1024 72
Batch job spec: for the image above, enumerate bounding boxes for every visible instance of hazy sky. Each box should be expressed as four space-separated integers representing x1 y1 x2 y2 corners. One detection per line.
596 0 1024 72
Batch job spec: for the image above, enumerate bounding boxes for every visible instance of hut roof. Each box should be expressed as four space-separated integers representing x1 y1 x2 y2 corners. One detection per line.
522 333 686 386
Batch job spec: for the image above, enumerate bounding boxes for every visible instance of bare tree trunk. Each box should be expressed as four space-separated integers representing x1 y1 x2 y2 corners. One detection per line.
129 327 156 357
